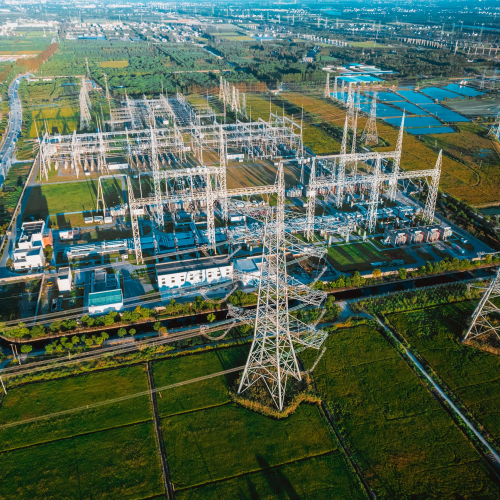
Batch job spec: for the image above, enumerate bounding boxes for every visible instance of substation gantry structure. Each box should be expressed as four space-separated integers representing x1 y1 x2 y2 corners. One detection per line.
304 116 443 239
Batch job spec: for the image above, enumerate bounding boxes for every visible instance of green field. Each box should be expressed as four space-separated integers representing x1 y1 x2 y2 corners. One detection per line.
24 179 122 221
155 346 364 498
301 323 500 499
153 347 249 417
0 362 163 500
327 241 416 271
0 365 151 452
176 451 362 500
0 422 163 500
30 104 79 138
387 301 500 442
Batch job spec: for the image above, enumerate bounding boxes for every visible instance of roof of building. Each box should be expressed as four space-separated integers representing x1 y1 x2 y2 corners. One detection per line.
88 289 123 308
156 255 231 275
21 220 44 236
58 267 71 280
234 256 265 273
92 268 118 293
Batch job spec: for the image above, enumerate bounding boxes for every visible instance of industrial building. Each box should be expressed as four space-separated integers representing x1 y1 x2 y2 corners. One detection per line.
156 255 233 292
88 268 123 314
12 220 51 271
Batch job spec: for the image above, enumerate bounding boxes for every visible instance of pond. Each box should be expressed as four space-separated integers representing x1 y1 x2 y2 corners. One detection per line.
444 83 484 98
421 104 470 122
407 126 455 135
397 90 434 105
421 87 463 101
385 116 442 128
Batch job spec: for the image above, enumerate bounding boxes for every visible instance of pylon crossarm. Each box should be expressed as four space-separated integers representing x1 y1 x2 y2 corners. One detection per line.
288 316 328 350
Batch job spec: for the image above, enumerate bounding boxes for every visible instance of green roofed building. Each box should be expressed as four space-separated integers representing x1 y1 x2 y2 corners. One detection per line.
88 268 123 314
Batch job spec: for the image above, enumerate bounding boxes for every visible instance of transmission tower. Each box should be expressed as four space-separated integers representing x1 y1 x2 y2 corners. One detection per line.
324 73 330 99
361 92 378 146
488 112 500 141
422 150 442 224
236 164 327 411
464 266 500 342
79 78 92 130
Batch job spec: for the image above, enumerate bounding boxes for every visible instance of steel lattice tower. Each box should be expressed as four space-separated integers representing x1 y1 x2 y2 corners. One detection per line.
236 164 327 411
361 92 378 146
464 266 500 341
324 73 330 99
488 112 500 142
423 150 442 224
79 78 92 130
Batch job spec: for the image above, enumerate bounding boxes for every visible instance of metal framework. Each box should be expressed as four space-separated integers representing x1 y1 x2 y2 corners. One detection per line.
79 77 92 130
488 112 500 142
464 266 500 342
231 164 328 411
361 92 378 146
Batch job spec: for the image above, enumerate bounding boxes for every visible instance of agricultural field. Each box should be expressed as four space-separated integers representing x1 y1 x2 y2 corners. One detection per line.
100 60 129 68
387 301 500 441
280 92 498 206
155 348 364 498
301 323 500 499
0 364 163 500
0 33 52 54
327 241 416 272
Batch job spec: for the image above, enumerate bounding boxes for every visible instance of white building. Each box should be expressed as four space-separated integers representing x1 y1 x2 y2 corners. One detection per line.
56 267 72 292
156 255 233 292
88 268 123 314
233 256 266 288
13 221 47 271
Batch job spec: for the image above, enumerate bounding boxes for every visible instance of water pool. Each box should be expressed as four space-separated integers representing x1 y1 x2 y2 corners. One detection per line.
421 104 470 122
397 91 434 104
406 127 455 135
385 116 442 128
421 87 464 101
444 84 484 98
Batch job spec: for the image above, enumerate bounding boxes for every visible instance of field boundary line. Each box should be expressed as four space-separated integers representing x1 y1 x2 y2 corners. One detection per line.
0 365 245 430
374 315 500 471
173 450 335 493
0 419 153 455
159 401 231 420
147 361 174 500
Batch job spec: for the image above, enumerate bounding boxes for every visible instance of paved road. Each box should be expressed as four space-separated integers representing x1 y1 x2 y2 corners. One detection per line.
0 74 28 184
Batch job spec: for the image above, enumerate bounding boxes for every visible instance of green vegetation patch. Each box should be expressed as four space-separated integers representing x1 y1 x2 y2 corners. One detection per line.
153 346 249 417
327 241 415 271
176 451 365 500
301 324 500 499
24 179 121 219
0 365 151 452
162 403 336 490
0 422 164 500
387 302 500 441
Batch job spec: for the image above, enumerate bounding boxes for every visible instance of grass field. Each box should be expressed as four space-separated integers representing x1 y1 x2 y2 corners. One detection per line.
176 451 364 500
153 347 249 417
164 404 338 489
0 365 151 452
30 104 79 138
387 302 500 442
155 346 364 498
100 60 129 68
280 92 496 206
300 324 500 499
327 241 416 271
0 361 164 499
24 179 122 222
0 422 163 500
